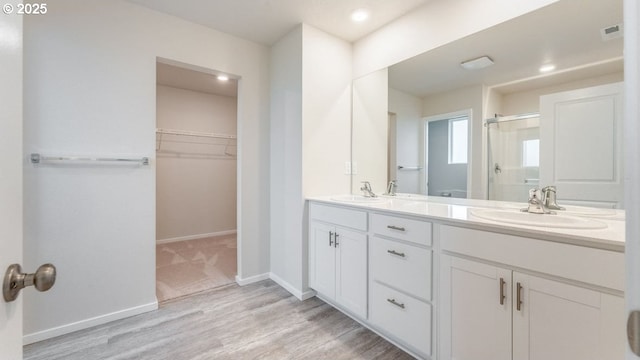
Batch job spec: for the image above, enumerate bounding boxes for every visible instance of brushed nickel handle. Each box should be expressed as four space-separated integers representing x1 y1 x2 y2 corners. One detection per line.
334 233 339 247
3 263 56 302
516 282 523 311
329 231 334 247
628 310 640 356
387 250 406 257
387 298 405 309
387 225 406 231
499 277 506 305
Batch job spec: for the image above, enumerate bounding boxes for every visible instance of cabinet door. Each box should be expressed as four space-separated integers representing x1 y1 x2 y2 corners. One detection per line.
309 221 336 299
335 227 368 319
512 273 625 360
440 255 512 360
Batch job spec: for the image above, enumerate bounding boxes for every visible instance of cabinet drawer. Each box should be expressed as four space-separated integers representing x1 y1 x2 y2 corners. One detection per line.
370 213 431 246
371 236 431 300
370 281 431 356
309 202 367 231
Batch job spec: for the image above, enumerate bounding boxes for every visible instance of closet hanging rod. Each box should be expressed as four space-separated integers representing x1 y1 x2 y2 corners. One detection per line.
30 153 149 165
156 128 236 140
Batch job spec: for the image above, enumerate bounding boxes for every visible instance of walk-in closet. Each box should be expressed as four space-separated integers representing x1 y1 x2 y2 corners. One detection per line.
155 61 238 302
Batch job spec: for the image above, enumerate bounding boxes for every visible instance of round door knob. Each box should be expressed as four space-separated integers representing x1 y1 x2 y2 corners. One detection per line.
33 264 56 292
3 263 57 302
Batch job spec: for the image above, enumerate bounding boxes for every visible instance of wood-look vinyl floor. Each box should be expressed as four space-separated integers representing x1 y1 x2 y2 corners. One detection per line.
24 280 415 360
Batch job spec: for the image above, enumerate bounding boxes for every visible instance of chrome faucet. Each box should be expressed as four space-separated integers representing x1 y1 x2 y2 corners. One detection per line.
541 186 565 210
360 181 377 197
521 188 553 214
384 180 397 196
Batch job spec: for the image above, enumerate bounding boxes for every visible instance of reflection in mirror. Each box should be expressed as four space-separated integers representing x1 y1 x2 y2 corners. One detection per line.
351 0 623 207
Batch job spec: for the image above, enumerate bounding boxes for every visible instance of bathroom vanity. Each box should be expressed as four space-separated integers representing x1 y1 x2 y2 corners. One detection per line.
307 196 625 360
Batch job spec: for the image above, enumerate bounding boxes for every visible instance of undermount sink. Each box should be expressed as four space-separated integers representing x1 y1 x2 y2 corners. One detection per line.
497 203 618 218
469 208 607 230
330 195 388 204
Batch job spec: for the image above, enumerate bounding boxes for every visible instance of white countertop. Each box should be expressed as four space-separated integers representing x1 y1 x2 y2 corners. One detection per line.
307 195 625 252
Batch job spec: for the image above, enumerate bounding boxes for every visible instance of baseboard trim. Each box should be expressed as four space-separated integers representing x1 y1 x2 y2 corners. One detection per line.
269 272 316 301
156 230 237 244
23 301 158 345
235 272 270 286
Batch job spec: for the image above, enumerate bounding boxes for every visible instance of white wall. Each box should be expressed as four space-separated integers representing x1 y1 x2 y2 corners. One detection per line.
353 0 559 77
156 85 237 241
23 0 269 343
499 72 624 115
270 24 352 298
422 85 484 198
270 26 304 297
388 88 423 193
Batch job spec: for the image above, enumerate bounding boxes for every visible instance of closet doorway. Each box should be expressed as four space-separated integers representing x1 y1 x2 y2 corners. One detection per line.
155 60 238 302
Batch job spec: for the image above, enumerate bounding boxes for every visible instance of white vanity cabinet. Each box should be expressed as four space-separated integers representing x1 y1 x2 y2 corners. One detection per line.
308 203 368 319
368 212 433 358
439 225 625 360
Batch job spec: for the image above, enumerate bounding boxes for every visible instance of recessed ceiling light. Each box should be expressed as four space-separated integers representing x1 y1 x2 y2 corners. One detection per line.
460 56 494 70
351 9 369 22
539 64 556 73
217 75 229 81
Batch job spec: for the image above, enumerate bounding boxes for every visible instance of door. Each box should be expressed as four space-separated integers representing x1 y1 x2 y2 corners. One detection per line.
539 82 624 208
308 221 336 299
439 255 511 360
0 7 24 359
335 227 367 319
512 273 624 360
424 111 470 198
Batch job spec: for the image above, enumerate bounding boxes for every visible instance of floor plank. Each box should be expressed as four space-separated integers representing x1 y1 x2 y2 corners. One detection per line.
24 280 415 360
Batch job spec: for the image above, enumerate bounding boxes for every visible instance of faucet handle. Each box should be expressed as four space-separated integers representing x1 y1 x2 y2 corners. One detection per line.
528 187 540 200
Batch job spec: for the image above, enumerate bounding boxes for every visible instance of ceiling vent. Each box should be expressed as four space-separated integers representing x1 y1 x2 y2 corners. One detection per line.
601 24 623 41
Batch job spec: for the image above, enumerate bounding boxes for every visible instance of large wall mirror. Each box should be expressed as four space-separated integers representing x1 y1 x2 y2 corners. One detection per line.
351 0 624 208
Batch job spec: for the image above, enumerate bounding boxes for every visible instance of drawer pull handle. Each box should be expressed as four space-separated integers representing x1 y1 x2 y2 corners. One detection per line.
387 250 406 257
516 282 523 311
387 298 405 309
387 225 406 231
329 231 334 247
334 233 339 247
499 277 506 305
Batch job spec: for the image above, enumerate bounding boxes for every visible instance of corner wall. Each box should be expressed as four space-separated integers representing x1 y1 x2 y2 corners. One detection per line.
23 0 270 343
270 24 352 298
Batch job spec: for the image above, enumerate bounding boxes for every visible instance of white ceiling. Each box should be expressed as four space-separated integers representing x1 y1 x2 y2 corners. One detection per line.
157 61 238 97
126 0 430 45
388 0 624 97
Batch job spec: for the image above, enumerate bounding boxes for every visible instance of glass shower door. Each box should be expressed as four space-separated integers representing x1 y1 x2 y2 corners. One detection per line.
487 116 540 202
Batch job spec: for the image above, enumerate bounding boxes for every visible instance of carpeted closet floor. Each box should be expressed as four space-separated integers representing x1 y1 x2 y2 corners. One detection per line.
156 234 237 302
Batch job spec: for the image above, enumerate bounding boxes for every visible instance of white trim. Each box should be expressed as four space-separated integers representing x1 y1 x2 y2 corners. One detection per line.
269 272 316 301
156 230 237 244
235 272 269 286
23 301 158 345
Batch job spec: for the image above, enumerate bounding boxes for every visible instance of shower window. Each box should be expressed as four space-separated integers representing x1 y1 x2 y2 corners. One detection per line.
522 139 540 167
